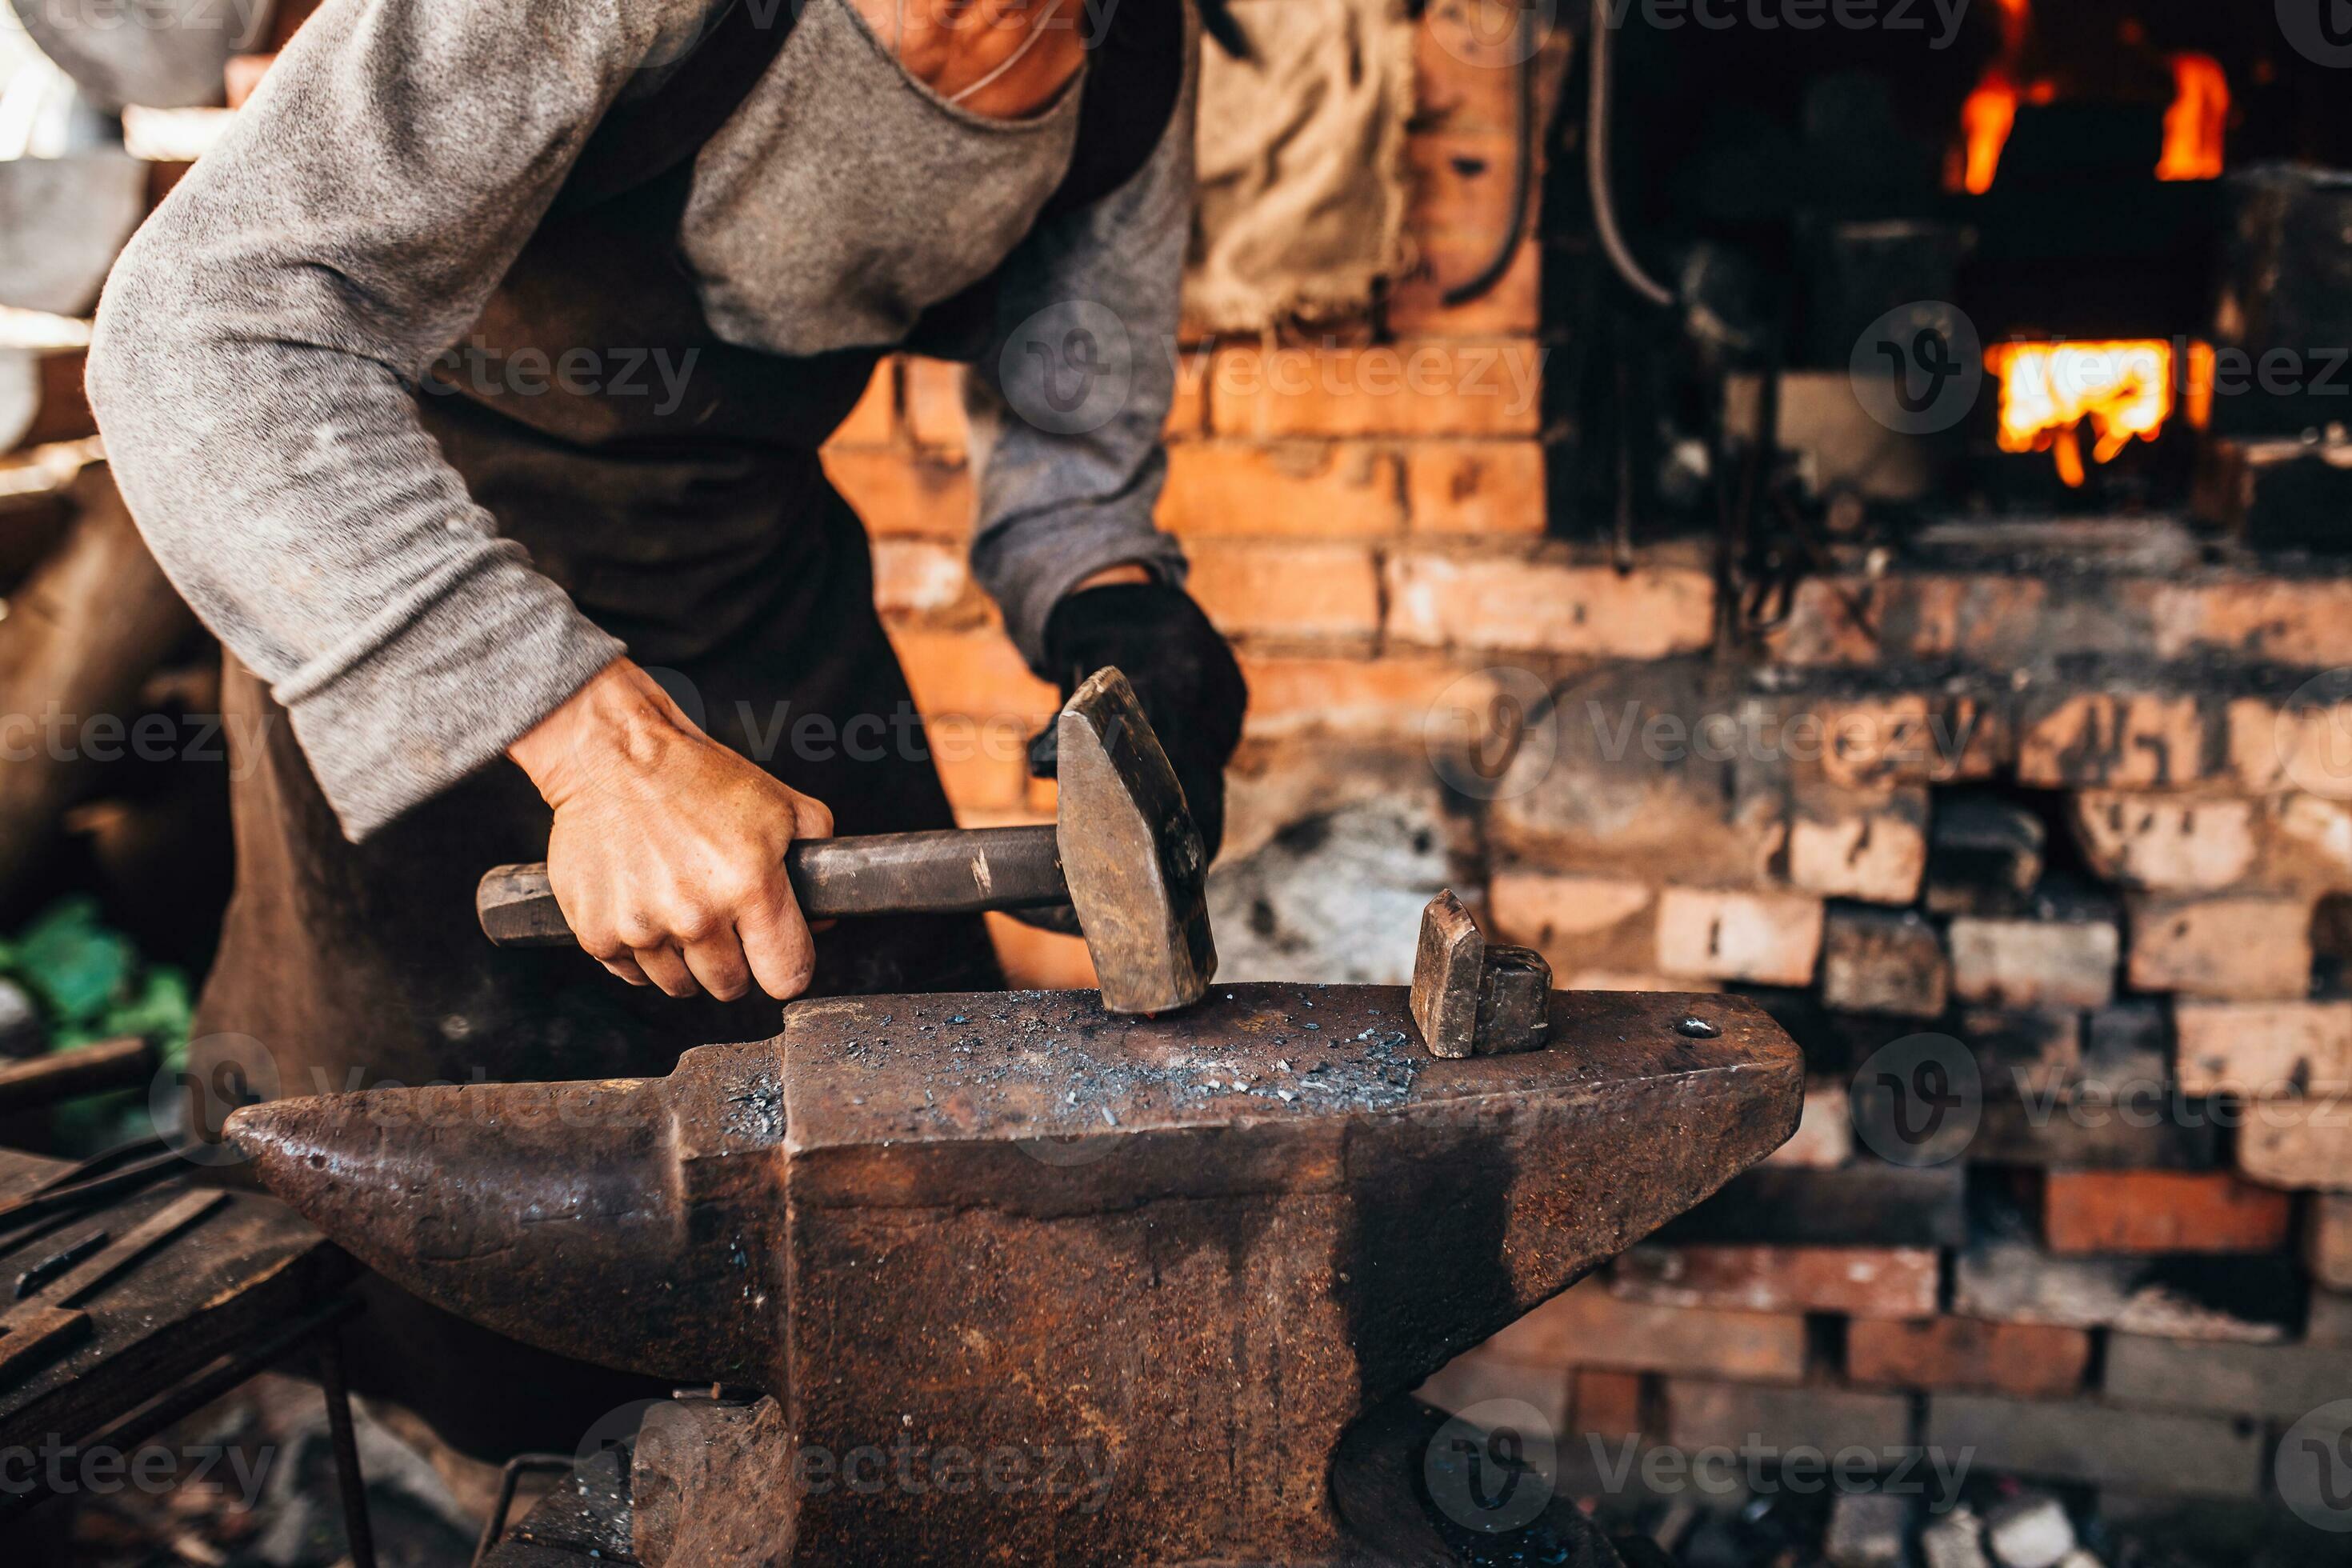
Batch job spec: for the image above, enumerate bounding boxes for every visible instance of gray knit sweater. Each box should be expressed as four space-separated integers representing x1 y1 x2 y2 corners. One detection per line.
86 0 1194 838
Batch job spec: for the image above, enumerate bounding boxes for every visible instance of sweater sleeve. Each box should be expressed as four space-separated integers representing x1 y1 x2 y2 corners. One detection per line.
86 0 720 840
962 1 1198 672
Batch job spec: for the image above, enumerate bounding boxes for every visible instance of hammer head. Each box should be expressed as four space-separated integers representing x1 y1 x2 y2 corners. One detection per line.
1054 668 1216 1014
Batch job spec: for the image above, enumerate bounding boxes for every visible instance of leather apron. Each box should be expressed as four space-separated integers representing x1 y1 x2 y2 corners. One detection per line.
189 0 1185 1456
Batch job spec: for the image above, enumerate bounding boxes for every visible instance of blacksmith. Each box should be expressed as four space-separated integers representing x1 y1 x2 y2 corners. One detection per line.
85 0 1244 1452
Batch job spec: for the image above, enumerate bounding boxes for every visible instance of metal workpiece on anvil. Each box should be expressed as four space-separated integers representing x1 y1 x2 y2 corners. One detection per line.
226 983 1802 1567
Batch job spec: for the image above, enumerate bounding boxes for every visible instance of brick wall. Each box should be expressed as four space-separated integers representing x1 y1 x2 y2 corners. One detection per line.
822 12 2352 1534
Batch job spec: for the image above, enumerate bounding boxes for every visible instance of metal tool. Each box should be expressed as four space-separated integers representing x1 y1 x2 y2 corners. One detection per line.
477 667 1216 1015
1408 889 1554 1059
228 982 1800 1566
0 1190 226 1380
14 1227 106 1298
0 1036 158 1115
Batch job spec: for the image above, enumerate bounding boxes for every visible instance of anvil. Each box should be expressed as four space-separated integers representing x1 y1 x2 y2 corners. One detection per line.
229 984 1800 1566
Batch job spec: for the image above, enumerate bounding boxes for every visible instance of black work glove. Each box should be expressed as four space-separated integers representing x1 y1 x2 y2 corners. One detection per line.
1027 581 1248 865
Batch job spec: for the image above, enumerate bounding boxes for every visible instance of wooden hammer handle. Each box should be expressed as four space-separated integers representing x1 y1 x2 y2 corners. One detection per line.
478 825 1069 947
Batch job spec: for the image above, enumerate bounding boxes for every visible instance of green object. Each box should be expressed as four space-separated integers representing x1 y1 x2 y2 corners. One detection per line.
0 896 194 1058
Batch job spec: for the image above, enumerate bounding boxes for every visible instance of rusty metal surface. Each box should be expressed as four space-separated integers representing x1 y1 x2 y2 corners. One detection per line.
232 983 1802 1567
1409 891 1552 1058
1053 666 1214 1014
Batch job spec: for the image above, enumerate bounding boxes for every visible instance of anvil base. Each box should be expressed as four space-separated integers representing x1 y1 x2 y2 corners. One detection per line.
487 1390 1659 1568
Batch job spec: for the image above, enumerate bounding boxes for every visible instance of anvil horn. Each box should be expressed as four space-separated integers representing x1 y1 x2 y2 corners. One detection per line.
226 1042 785 1387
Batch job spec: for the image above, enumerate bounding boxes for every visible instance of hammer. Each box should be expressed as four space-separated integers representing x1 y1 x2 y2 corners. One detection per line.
475 668 1216 1014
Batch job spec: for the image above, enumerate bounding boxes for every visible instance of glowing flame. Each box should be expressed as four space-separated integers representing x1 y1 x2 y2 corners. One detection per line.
1986 340 2177 487
2158 54 2228 181
1951 5 2227 193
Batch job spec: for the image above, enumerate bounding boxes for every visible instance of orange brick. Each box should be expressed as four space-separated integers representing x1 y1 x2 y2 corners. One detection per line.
1654 887 1824 986
2150 578 2352 669
1209 341 1543 438
1765 572 2051 667
1569 1369 1646 1444
1811 692 2006 788
1846 1318 2090 1400
1613 1245 1939 1320
1158 442 1405 538
2071 792 2257 891
2126 893 2313 1000
2237 1099 2352 1190
2018 692 2211 790
823 450 970 538
930 746 1028 815
2175 1001 2352 1098
225 52 276 109
828 359 898 448
1385 236 1541 338
889 627 1058 722
1183 539 1382 641
902 356 967 454
1480 1278 1809 1382
1238 655 1490 740
1402 440 1545 534
1949 916 2119 1010
1414 0 1541 132
2235 694 2352 798
2042 1170 2294 1255
986 911 1095 990
1406 129 1530 246
2310 1196 2352 1290
1788 785 1929 906
1764 1082 1854 1170
1167 353 1211 438
869 537 969 616
1486 871 1655 950
1382 552 1715 658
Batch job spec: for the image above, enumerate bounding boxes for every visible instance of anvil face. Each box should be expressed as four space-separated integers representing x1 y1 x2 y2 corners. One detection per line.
231 984 1801 1566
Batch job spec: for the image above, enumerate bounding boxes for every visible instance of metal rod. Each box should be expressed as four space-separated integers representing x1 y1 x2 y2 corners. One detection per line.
1442 5 1540 307
470 1454 575 1568
1586 0 1674 306
316 1327 378 1568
